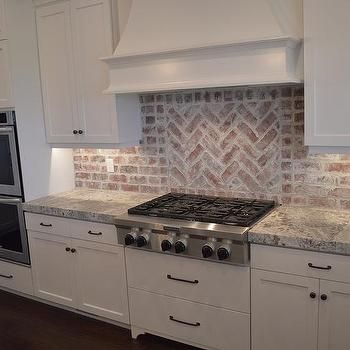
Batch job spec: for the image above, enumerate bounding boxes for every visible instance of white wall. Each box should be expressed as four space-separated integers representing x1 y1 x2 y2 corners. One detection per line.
5 0 74 201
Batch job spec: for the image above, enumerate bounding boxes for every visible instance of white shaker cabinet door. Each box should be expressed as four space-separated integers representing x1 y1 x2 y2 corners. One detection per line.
0 0 6 40
304 0 350 149
0 40 14 108
251 269 319 350
29 231 76 308
36 2 80 143
70 0 118 144
318 280 350 350
73 239 129 324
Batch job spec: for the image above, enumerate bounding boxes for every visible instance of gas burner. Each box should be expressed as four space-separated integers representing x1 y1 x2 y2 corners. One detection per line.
128 193 275 227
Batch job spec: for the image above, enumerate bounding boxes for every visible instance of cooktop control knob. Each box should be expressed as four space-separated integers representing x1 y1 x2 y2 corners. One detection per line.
202 244 214 258
217 246 231 261
174 240 187 254
124 232 137 246
161 239 172 251
136 234 149 247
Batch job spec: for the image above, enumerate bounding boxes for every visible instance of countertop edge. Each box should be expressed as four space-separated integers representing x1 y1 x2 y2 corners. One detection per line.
248 231 348 256
22 204 119 225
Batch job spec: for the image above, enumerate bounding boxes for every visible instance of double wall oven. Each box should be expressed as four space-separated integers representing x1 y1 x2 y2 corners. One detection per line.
0 110 29 264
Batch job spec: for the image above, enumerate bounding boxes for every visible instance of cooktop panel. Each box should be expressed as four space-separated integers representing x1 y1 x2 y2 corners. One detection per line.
128 193 276 227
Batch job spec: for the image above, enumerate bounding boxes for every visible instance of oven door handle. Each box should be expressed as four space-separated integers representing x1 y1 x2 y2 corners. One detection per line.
0 197 22 204
0 127 14 133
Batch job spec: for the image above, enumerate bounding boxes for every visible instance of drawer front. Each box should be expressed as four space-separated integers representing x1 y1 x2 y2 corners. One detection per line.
25 213 117 245
0 260 33 295
126 248 250 312
129 288 250 350
252 244 350 283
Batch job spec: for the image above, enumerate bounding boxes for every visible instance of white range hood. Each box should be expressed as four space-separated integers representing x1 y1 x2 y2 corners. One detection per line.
102 0 303 94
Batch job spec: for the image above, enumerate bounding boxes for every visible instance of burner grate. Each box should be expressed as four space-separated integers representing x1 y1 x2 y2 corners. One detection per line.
128 193 276 227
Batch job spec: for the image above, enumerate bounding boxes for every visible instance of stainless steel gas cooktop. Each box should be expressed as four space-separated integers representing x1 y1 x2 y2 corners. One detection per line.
115 193 276 265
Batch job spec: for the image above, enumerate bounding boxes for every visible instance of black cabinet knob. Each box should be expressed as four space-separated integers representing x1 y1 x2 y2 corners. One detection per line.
202 245 214 258
71 248 76 253
65 247 71 252
174 241 186 254
310 292 316 299
78 129 83 134
321 294 328 301
217 247 230 261
161 240 172 251
73 130 78 135
124 234 135 246
136 235 148 247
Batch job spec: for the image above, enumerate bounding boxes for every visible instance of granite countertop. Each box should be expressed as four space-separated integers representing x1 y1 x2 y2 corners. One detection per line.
249 206 350 255
23 189 161 224
24 189 350 256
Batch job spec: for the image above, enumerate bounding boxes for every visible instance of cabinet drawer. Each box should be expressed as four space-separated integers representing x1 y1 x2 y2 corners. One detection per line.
25 213 117 245
129 288 250 350
0 260 33 295
126 248 250 312
252 244 350 283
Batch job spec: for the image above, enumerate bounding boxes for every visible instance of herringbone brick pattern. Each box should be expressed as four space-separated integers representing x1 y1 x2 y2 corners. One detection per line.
165 99 280 195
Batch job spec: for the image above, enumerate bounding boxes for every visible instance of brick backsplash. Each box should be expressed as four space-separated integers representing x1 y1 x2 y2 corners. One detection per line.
74 85 350 210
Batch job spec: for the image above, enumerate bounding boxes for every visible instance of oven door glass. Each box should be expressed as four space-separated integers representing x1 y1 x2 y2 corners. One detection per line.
0 127 22 196
0 197 29 264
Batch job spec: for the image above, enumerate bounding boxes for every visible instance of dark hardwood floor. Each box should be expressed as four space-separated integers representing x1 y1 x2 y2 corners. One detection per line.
0 290 198 350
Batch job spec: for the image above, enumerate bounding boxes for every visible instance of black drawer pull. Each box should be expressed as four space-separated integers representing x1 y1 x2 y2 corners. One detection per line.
308 263 332 270
169 316 200 327
88 230 102 236
0 273 13 279
40 222 52 227
167 274 198 284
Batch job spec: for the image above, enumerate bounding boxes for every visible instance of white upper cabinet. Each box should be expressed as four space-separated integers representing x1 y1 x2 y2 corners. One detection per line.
0 0 13 108
70 0 118 143
35 0 141 146
304 0 350 152
0 40 14 108
0 0 6 40
36 2 79 143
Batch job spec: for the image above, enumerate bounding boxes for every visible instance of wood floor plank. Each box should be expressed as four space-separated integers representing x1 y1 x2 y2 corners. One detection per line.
0 290 198 350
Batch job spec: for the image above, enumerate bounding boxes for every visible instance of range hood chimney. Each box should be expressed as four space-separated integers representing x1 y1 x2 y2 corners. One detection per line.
102 0 303 94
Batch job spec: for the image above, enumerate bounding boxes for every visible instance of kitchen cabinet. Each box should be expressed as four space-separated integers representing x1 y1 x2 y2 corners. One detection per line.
0 259 33 295
251 269 318 350
29 231 76 307
318 280 350 350
251 244 350 350
27 215 129 324
304 0 350 152
0 0 6 40
0 40 14 108
35 0 140 146
73 239 129 322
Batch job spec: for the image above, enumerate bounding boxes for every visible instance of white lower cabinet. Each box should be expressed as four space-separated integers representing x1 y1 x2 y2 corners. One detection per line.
29 232 75 307
129 288 250 350
251 245 350 350
251 269 319 350
28 230 129 323
74 239 129 323
126 249 250 350
318 280 350 350
0 259 33 295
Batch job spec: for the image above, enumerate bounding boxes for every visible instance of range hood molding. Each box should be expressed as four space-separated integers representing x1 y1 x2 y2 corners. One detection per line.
103 0 303 94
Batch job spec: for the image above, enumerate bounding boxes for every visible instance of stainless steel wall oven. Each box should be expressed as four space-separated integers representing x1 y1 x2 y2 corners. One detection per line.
0 110 29 264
